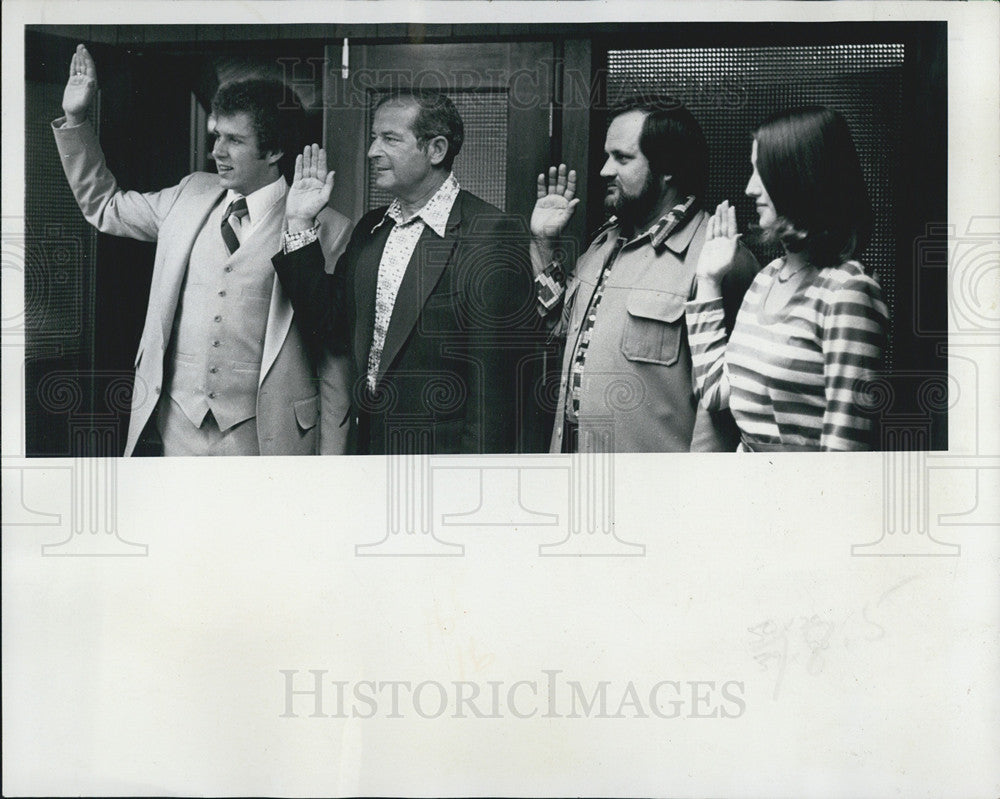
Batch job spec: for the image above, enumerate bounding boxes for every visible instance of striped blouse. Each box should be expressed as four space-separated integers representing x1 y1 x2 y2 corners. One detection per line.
685 258 889 451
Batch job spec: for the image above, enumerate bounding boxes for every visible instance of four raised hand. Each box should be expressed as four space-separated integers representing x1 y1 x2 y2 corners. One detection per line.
63 44 98 126
695 200 740 294
285 144 336 232
59 44 737 273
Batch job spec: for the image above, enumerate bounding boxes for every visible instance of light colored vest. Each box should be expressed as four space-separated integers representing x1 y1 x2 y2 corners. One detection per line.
163 196 282 431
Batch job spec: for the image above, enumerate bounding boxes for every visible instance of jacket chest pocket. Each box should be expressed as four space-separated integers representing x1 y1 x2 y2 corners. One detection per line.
620 290 686 366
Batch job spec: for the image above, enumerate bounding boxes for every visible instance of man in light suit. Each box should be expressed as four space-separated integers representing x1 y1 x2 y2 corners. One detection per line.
53 44 352 456
272 91 536 454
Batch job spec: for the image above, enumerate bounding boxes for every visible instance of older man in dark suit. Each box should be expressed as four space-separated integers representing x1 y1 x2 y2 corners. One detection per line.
272 91 535 454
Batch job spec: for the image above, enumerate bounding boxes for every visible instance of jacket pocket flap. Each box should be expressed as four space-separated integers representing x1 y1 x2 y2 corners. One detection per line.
293 395 319 430
626 291 686 323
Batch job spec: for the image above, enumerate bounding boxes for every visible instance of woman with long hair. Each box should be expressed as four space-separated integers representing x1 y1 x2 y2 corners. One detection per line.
685 106 889 451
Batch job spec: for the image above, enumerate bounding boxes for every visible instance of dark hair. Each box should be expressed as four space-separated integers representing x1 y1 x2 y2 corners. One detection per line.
754 106 872 268
609 92 709 199
211 78 305 182
375 90 465 171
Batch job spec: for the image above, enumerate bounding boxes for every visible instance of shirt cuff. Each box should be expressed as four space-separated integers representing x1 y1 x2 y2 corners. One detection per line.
685 296 725 314
283 224 320 254
535 260 566 316
51 115 86 131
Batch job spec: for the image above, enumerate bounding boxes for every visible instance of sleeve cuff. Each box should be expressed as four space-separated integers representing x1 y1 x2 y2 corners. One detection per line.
283 225 320 254
535 260 566 315
685 296 724 313
51 115 86 130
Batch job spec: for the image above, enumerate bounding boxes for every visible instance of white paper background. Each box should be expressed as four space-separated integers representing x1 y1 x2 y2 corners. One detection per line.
3 2 999 796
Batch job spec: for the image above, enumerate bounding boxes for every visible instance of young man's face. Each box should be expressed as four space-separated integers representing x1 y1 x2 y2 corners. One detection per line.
210 112 281 197
600 109 662 225
367 100 439 202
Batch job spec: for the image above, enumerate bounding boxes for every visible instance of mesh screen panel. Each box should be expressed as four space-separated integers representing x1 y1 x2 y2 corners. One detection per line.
366 90 508 212
607 45 904 365
24 80 95 356
24 79 99 453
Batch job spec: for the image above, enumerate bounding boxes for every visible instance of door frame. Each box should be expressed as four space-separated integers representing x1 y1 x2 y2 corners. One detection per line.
322 40 557 227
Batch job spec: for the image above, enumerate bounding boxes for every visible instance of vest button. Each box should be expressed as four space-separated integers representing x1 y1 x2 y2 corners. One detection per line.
212 340 220 347
209 367 218 374
214 315 222 322
218 290 226 297
224 266 233 273
208 391 216 399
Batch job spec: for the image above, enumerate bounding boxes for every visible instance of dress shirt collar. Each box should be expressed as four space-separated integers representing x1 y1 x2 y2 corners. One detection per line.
225 175 288 228
374 173 461 237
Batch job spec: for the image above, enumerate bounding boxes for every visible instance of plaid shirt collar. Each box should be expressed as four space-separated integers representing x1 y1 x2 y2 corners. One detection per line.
608 194 699 253
647 194 698 252
373 173 461 237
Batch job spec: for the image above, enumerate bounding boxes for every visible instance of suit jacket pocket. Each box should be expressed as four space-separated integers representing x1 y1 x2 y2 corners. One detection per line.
293 395 320 431
620 290 685 366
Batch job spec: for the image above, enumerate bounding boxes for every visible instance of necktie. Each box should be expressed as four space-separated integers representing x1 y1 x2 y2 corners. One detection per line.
221 198 249 255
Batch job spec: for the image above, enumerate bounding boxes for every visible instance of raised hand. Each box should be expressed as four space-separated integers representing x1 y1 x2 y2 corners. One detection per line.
530 164 580 240
63 44 98 125
695 201 740 292
285 144 335 232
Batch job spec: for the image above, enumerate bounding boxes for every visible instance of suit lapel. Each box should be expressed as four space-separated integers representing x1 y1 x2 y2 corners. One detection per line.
253 198 290 385
376 198 461 384
157 186 226 344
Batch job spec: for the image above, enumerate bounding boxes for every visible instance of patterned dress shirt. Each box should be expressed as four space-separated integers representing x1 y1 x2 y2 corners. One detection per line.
367 173 460 390
281 173 461 391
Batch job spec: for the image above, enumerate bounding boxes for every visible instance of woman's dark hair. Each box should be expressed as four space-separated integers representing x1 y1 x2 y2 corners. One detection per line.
211 78 306 183
754 106 872 268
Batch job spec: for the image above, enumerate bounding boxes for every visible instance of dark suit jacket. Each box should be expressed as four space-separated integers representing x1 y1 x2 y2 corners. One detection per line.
273 190 537 455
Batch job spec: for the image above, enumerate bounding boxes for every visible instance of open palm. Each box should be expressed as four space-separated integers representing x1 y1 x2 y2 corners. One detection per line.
696 201 740 284
530 163 579 239
286 144 335 224
63 44 98 123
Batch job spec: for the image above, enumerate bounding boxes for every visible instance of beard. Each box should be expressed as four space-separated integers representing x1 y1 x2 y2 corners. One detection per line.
605 170 662 228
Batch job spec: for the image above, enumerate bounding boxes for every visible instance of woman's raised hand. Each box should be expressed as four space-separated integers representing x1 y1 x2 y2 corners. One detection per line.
696 200 740 289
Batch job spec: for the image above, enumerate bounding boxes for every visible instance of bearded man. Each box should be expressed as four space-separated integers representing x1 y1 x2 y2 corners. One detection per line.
530 95 759 452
